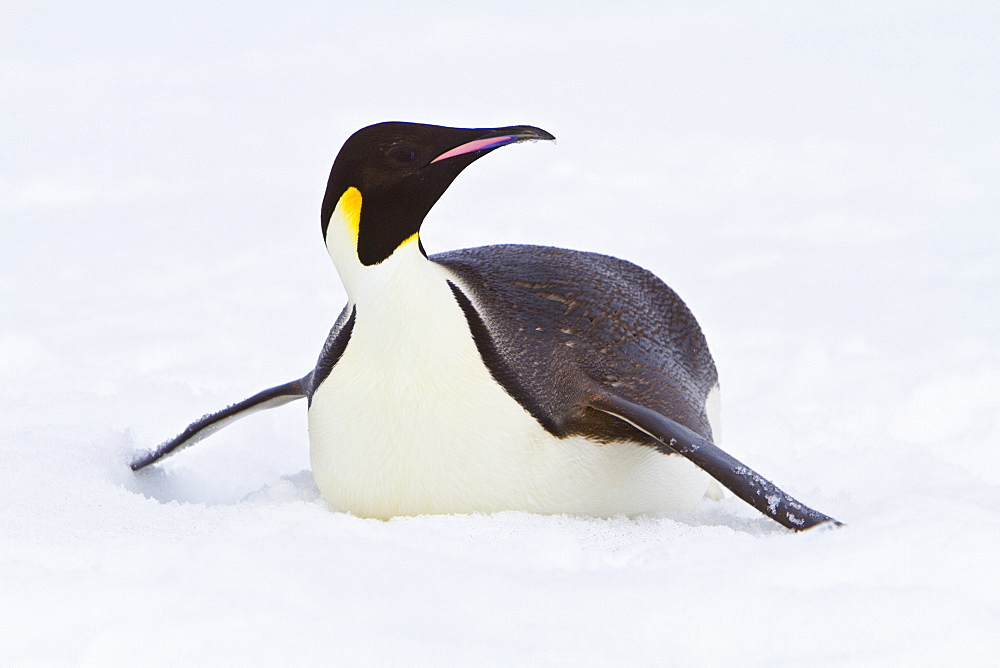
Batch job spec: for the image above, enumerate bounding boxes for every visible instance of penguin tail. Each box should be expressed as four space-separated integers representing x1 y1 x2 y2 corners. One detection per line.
588 391 842 532
130 372 313 471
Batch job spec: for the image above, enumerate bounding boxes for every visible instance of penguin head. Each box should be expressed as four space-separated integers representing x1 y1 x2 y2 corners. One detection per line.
321 122 554 267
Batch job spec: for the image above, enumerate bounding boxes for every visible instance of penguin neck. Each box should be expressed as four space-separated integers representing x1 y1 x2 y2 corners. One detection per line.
324 207 434 305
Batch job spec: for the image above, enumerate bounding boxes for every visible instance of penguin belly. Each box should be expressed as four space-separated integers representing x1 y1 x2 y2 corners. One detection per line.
307 261 711 520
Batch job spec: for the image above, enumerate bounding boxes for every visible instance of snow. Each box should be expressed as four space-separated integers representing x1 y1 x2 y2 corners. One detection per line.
2 1 999 664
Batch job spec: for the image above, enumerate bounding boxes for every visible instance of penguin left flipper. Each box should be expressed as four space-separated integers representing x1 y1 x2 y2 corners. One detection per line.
587 391 840 531
130 374 311 471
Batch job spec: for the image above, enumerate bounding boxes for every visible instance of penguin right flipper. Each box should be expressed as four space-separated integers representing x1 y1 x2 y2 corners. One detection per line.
130 373 312 471
587 391 841 531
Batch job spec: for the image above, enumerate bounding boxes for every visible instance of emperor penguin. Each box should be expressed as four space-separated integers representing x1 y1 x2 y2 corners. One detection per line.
132 122 839 531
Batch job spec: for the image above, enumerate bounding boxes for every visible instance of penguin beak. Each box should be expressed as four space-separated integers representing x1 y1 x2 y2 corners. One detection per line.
430 126 555 164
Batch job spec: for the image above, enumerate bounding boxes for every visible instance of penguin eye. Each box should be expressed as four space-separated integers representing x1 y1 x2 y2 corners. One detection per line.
388 145 418 165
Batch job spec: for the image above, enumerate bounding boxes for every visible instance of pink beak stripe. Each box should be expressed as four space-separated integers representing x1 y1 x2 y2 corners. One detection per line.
431 135 517 163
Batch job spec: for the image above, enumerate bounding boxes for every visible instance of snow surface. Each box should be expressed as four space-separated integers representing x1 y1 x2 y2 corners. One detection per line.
2 1 999 664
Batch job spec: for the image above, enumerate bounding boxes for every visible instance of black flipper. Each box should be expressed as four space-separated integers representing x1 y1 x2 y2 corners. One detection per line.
130 373 313 471
589 392 841 531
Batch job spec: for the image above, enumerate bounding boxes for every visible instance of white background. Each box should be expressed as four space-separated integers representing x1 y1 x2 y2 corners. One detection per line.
2 2 998 664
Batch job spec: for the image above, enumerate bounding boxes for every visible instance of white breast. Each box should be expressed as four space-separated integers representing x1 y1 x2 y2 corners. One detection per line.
307 239 712 520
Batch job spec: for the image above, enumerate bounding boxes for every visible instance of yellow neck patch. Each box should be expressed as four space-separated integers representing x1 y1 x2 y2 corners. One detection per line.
335 186 419 261
337 187 363 244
